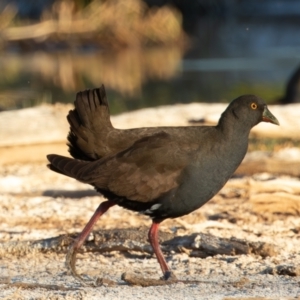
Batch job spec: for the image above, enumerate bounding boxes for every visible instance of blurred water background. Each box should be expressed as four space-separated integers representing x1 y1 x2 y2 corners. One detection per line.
0 0 300 113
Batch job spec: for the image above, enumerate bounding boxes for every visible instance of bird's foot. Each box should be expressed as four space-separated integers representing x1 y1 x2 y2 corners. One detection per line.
65 247 116 287
122 272 213 286
65 246 97 286
162 270 178 281
122 272 178 287
65 247 94 286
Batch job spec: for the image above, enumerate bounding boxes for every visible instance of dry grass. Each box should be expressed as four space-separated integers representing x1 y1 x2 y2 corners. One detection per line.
0 0 186 49
249 137 300 152
250 193 300 216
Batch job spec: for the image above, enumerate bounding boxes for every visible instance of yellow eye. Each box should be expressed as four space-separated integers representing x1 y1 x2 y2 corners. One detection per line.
251 103 257 110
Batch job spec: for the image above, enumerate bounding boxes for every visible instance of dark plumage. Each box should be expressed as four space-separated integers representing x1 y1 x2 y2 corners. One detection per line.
47 85 279 284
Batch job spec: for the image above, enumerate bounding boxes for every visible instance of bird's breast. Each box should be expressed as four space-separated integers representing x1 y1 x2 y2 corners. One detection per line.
153 138 248 219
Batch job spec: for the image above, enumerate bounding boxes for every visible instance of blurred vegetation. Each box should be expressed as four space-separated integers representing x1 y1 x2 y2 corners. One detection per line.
228 83 285 104
0 0 190 110
0 0 187 50
0 46 185 111
249 137 300 152
0 1 294 111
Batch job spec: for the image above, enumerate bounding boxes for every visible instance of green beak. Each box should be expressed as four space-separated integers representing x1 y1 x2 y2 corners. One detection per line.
262 106 280 125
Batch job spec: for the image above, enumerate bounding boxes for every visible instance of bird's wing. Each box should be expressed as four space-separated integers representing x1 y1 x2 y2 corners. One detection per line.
78 131 197 202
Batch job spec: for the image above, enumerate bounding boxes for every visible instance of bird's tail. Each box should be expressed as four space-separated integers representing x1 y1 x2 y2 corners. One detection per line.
47 154 90 181
67 85 113 161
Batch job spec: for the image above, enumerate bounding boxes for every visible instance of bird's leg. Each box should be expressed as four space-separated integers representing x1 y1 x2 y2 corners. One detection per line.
148 221 177 281
66 200 115 285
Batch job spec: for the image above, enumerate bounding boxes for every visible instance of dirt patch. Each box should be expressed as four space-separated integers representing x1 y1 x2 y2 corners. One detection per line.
0 162 300 299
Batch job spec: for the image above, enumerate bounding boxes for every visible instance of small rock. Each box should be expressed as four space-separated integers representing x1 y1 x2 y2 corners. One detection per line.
263 264 300 276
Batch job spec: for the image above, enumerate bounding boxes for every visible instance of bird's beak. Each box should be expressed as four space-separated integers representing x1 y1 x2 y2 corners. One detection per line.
262 106 280 125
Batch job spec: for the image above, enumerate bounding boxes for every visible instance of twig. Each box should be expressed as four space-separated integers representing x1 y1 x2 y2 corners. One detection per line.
0 228 278 258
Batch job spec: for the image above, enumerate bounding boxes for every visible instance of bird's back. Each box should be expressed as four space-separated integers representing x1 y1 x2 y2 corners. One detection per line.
67 86 214 161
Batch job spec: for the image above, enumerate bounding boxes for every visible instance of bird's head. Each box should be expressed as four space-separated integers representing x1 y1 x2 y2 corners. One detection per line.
220 95 279 129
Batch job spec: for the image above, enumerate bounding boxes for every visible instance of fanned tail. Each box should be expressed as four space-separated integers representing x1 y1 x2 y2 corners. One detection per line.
67 85 113 161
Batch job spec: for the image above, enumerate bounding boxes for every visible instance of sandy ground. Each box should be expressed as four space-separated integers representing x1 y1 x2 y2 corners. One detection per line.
0 103 300 299
0 162 300 299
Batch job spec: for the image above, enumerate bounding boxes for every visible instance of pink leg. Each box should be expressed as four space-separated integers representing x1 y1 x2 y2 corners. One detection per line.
148 221 177 280
66 200 115 284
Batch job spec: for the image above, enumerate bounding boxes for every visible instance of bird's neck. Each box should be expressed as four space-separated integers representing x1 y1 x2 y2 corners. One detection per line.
216 116 250 170
217 113 252 140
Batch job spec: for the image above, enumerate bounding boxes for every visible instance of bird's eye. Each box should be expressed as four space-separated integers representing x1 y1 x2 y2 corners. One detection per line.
251 103 258 110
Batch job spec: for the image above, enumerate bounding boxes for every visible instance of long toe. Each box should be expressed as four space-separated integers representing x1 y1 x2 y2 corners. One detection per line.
65 247 94 286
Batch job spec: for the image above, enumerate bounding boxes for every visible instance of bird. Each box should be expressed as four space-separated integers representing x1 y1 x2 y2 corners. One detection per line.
47 86 279 285
279 64 300 104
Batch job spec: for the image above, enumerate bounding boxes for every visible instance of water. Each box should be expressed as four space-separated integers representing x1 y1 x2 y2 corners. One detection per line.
1 17 300 113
